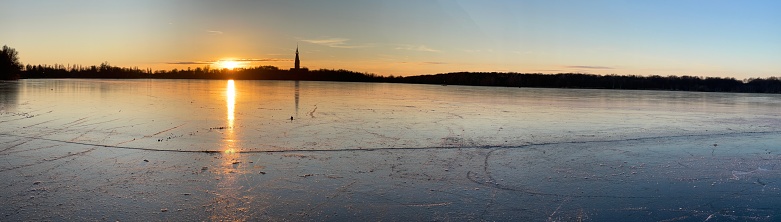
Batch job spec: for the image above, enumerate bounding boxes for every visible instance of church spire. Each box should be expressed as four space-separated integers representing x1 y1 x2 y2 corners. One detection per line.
294 44 300 70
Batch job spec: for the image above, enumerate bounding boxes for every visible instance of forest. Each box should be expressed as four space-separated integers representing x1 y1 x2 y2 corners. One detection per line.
13 63 781 94
2 45 780 93
398 72 781 93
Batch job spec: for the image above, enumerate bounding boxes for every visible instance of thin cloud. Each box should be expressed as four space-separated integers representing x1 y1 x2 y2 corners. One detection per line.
463 49 494 53
167 58 289 65
167 61 214 65
207 30 223 35
565 65 614 69
235 58 291 62
512 50 533 55
395 44 440 52
302 37 371 48
399 61 447 65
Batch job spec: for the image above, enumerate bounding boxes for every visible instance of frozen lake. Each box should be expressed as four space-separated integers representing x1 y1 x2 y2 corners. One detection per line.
1 79 781 221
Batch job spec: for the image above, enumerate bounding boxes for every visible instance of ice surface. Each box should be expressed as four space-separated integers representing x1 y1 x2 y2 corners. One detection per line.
1 79 781 221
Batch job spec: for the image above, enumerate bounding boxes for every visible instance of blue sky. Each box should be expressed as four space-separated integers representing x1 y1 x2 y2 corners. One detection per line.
1 0 779 78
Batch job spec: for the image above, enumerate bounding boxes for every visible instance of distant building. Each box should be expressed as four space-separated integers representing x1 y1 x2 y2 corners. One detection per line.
290 45 308 72
294 45 300 70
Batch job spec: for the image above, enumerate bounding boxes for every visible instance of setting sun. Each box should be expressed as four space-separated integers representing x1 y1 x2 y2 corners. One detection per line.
219 60 240 70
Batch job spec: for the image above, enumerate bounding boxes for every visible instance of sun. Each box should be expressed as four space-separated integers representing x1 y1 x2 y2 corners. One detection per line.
219 60 240 70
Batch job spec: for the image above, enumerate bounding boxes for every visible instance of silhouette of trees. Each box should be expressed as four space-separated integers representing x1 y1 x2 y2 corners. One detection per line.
13 59 781 94
1 45 23 80
22 62 149 79
744 77 781 93
394 72 778 93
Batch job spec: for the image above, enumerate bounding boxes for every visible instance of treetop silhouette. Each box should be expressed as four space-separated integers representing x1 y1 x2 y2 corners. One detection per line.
0 45 22 80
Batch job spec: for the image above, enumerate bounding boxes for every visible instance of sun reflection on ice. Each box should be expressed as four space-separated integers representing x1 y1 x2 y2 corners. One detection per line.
210 80 251 221
227 80 236 124
223 80 240 163
224 80 237 152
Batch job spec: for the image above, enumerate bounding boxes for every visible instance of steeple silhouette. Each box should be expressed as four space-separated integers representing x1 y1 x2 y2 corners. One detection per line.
294 44 300 70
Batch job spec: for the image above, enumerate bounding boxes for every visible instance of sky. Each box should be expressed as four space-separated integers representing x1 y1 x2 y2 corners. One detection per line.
1 0 780 78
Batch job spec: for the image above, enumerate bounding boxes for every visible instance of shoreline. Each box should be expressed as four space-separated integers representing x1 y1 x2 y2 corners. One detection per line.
6 76 781 95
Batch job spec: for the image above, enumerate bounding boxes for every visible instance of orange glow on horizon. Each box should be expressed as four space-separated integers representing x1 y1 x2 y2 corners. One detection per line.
219 60 241 70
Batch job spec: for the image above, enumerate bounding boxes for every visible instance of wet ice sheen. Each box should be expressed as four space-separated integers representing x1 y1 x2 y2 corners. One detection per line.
1 79 781 221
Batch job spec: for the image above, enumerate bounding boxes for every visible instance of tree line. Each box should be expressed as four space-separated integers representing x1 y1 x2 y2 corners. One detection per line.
16 64 781 93
2 45 780 93
396 72 781 93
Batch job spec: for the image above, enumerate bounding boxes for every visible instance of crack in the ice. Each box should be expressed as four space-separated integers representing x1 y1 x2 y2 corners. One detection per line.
1 130 780 155
0 140 30 153
466 149 662 200
0 147 96 172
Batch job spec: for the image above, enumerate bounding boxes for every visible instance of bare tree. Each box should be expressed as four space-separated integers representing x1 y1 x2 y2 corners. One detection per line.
1 45 22 80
